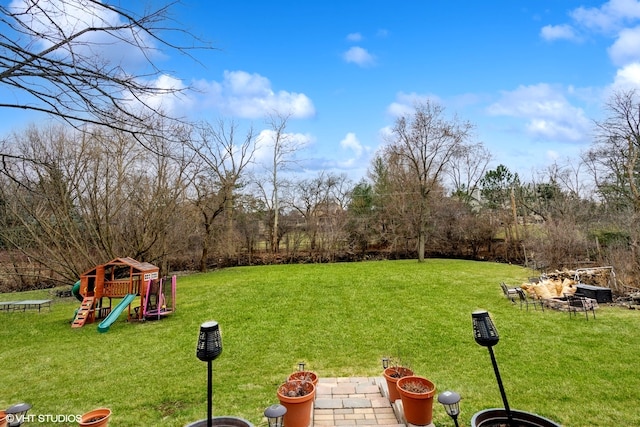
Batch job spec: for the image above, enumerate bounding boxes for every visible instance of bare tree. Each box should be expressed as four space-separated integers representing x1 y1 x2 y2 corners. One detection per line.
288 172 351 260
0 0 208 153
255 112 305 253
583 89 640 278
448 141 492 204
383 101 472 261
188 119 256 271
0 122 194 282
586 90 640 211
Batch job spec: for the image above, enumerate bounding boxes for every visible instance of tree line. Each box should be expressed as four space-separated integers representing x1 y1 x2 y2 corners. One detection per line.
2 1 640 291
2 92 640 291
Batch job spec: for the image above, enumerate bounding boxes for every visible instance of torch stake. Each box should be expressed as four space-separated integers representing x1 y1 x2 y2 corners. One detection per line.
207 360 213 427
488 345 514 427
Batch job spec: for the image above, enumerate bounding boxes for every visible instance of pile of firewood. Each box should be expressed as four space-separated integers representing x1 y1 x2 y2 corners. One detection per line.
521 276 578 300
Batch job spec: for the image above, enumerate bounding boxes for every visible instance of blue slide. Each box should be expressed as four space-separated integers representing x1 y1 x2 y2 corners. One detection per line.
97 294 137 333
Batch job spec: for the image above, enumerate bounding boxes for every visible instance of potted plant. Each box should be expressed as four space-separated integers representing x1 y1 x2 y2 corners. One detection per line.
470 408 562 427
396 375 436 426
287 370 318 387
276 379 316 427
79 408 111 427
382 359 414 402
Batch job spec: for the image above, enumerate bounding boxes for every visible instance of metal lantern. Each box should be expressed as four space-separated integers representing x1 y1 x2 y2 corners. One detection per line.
264 404 287 427
196 320 223 427
197 320 223 362
438 391 461 427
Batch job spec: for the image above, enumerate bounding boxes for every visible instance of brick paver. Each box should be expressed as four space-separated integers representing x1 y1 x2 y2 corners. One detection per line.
311 377 407 427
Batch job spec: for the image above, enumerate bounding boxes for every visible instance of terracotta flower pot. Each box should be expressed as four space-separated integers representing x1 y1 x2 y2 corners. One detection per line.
287 370 319 386
79 408 111 426
396 375 435 426
0 410 6 427
471 408 561 427
277 379 316 427
383 366 414 402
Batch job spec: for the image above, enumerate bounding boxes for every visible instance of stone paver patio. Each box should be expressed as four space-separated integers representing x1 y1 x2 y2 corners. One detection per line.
311 377 433 427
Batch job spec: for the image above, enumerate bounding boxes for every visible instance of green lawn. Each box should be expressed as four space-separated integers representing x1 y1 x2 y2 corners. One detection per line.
1 259 639 426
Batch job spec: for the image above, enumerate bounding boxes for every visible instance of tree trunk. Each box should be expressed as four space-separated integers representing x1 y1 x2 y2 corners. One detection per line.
200 222 211 272
418 228 426 262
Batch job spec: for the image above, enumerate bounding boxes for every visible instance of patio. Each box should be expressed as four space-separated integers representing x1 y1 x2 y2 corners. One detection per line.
312 377 428 427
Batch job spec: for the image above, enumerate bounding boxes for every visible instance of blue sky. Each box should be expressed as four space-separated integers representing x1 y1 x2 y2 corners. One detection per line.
3 0 640 183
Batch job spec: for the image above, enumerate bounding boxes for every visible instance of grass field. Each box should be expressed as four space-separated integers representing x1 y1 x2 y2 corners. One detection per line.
1 259 639 426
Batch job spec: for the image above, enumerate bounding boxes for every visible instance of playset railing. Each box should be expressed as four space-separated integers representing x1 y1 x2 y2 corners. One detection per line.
103 277 141 297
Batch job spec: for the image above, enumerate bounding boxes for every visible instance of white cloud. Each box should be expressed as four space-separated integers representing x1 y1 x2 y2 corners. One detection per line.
334 132 373 169
378 125 394 142
609 26 640 65
195 70 316 119
540 24 579 41
544 1 640 89
386 102 413 118
487 84 590 142
343 46 376 67
346 32 363 42
386 92 442 117
571 0 640 33
612 62 640 89
340 132 364 157
546 149 560 161
138 74 189 114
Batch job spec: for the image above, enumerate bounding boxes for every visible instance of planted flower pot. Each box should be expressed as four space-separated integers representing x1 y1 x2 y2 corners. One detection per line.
277 379 316 427
184 416 254 427
471 408 561 427
396 375 435 426
79 408 111 426
383 366 414 402
287 370 319 386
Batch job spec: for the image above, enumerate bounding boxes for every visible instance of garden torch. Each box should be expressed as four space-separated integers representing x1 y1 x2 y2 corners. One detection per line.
196 320 223 427
472 310 514 427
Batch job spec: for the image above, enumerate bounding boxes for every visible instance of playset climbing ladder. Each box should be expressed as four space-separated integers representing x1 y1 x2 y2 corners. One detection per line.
72 296 95 328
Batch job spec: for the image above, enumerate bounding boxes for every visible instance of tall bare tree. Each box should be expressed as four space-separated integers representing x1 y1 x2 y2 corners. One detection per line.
255 112 304 253
189 119 256 271
0 0 207 154
584 89 640 276
382 101 472 261
448 141 492 204
586 90 640 212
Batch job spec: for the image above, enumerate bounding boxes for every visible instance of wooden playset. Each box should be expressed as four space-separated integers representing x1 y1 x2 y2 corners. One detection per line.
71 257 176 331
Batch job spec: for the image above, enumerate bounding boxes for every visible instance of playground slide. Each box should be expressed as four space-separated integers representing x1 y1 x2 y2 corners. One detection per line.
72 280 83 301
97 294 137 333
